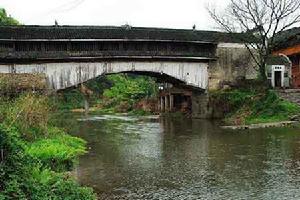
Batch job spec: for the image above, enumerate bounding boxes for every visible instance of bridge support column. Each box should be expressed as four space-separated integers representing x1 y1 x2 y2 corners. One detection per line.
169 94 174 112
192 91 215 118
83 97 89 116
79 84 92 116
165 95 170 112
160 96 165 112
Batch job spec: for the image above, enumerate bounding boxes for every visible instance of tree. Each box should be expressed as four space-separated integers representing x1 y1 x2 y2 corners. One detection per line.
0 8 19 25
208 0 300 81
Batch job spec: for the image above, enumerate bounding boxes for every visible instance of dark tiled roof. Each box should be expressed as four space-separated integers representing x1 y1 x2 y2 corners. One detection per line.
266 55 291 65
0 25 244 43
273 27 300 50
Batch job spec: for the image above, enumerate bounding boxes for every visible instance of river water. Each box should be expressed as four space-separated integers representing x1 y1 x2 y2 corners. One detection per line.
59 113 300 199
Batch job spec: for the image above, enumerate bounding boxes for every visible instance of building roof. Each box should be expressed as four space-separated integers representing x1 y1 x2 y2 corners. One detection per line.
273 27 300 50
0 25 245 43
266 55 291 65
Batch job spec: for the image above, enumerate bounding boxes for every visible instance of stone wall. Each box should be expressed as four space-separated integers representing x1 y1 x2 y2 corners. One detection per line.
192 91 217 119
277 89 300 105
208 43 257 90
192 43 257 118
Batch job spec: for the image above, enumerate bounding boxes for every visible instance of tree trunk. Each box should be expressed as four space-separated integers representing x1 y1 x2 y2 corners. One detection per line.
259 64 267 81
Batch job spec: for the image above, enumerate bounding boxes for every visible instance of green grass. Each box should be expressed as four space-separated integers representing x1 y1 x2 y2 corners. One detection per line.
213 89 300 125
0 124 96 200
26 128 87 171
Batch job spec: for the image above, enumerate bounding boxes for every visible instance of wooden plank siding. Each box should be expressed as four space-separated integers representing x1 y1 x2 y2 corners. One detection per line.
291 56 300 88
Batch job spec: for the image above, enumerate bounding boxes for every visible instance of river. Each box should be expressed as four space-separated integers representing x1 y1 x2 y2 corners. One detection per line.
58 113 300 199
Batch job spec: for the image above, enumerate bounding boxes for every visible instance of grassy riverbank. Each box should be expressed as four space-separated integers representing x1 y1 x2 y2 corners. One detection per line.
0 94 96 199
211 88 300 125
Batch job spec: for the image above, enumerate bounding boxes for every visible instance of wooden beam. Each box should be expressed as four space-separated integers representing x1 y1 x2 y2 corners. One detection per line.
273 44 300 56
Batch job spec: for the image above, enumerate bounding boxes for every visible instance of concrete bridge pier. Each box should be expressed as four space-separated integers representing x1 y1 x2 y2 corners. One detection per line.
83 98 89 116
79 84 93 115
165 95 170 112
169 95 174 112
160 96 165 112
191 91 215 118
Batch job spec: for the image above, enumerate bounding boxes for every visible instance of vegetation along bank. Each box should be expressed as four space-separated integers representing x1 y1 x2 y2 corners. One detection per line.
211 83 300 126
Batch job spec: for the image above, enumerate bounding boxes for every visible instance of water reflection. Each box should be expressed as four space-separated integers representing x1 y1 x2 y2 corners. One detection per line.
59 113 300 199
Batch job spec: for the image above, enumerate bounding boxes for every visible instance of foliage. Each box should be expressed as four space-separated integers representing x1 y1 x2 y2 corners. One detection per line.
51 76 111 110
0 8 96 199
128 109 152 116
212 89 300 125
0 8 19 25
246 90 300 124
27 167 96 200
212 89 255 112
26 127 87 171
51 89 85 110
0 125 28 199
50 74 158 113
0 74 47 95
1 93 51 140
0 123 96 200
102 74 158 112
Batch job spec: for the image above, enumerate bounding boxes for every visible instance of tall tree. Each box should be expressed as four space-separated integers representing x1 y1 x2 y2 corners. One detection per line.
0 8 19 25
208 0 300 80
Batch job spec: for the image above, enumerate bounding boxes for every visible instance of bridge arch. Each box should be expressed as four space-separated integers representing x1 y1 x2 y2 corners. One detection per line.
5 61 209 91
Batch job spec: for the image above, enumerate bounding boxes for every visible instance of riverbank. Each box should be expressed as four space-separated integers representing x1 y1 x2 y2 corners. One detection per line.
221 120 299 129
70 106 155 116
211 88 300 126
0 94 96 199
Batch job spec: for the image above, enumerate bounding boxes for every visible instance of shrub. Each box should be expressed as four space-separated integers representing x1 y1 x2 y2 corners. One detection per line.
211 89 255 114
0 124 96 199
213 89 300 125
102 74 158 112
28 167 96 200
2 93 51 140
26 128 87 171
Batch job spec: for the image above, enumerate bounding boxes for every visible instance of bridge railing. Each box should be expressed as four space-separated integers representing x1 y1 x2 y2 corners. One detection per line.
0 40 216 61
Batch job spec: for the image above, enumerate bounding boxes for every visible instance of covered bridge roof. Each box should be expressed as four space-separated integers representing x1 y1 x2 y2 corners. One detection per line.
0 25 244 43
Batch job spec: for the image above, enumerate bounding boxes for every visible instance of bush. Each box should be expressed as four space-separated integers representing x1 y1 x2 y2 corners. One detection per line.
26 128 87 171
213 89 300 125
28 167 96 200
50 89 85 110
211 89 255 114
0 125 30 199
1 93 51 140
0 124 96 199
102 74 158 112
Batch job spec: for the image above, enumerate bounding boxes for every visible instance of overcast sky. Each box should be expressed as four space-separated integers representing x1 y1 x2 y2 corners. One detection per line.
0 0 230 30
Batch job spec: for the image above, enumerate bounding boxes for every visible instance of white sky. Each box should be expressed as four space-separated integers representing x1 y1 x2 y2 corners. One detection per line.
0 0 230 30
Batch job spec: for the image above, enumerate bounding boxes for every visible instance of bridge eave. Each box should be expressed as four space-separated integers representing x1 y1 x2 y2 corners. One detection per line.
0 56 217 64
0 38 218 45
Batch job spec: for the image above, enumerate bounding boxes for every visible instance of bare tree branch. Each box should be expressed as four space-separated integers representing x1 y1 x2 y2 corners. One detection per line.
207 0 300 80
